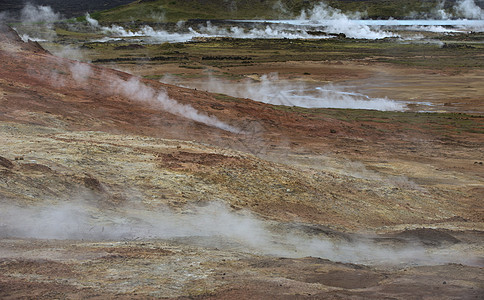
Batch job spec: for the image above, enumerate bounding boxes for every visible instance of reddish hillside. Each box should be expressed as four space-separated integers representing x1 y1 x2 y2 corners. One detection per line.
0 24 482 228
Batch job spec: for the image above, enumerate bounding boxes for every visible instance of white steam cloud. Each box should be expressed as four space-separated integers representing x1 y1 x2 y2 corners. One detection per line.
82 3 484 44
9 1 484 47
249 1 484 37
17 33 48 43
15 3 61 41
0 201 478 266
20 3 61 24
299 1 365 21
85 13 100 27
69 61 93 85
85 13 331 42
110 76 238 132
190 21 328 40
406 25 460 33
161 73 407 111
34 55 237 132
297 2 395 39
454 0 484 19
86 13 196 43
411 0 484 20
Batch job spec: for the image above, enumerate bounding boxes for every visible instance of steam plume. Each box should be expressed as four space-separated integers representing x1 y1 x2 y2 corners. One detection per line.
20 3 61 24
85 13 99 27
0 201 478 266
70 61 93 85
111 76 239 133
28 52 237 133
454 0 484 19
15 3 61 41
161 73 407 111
84 14 331 42
298 2 395 39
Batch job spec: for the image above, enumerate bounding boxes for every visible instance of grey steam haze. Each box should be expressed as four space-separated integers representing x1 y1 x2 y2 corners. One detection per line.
110 76 239 133
28 58 239 133
160 73 408 111
0 199 479 267
10 1 483 44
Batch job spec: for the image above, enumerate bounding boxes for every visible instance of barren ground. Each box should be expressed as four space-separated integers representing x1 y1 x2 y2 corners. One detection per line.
0 24 483 298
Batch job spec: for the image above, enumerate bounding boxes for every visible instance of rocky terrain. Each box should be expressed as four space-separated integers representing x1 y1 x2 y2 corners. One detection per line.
0 22 483 298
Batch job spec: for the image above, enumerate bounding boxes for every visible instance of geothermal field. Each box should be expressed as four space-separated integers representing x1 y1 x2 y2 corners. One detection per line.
0 0 483 298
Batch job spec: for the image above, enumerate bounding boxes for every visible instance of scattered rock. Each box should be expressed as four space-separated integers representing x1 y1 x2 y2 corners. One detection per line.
211 103 225 110
83 174 104 192
394 228 460 246
0 156 14 169
20 163 52 173
441 43 475 49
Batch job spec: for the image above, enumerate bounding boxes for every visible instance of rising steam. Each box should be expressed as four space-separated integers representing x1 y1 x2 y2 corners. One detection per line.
69 61 93 85
454 0 484 19
8 1 484 46
161 73 407 111
20 3 61 24
0 200 478 267
110 76 239 133
14 3 61 42
84 13 333 42
297 2 396 39
410 0 484 20
79 2 484 44
32 56 237 132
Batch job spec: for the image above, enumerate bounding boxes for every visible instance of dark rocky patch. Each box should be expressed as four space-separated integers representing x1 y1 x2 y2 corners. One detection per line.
441 43 475 49
202 55 252 61
0 156 14 169
92 56 187 63
114 44 146 50
83 174 104 192
19 163 53 173
393 228 461 246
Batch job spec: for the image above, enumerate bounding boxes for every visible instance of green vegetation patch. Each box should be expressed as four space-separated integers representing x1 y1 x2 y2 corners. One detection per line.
77 37 483 70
